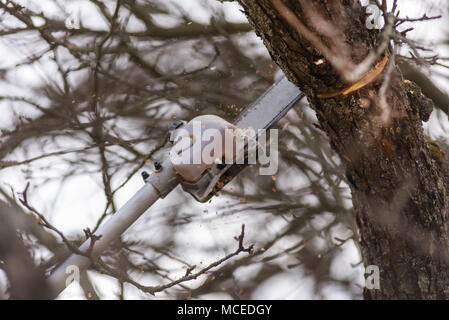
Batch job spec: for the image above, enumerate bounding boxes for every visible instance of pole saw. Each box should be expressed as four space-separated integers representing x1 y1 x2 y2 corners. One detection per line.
46 75 305 298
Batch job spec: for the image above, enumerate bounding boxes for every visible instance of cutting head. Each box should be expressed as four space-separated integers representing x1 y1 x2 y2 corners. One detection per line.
169 76 305 202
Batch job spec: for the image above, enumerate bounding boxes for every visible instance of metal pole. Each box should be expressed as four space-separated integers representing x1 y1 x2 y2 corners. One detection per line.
47 159 180 298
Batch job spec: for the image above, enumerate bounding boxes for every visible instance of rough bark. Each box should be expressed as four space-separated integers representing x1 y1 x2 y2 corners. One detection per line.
237 0 449 299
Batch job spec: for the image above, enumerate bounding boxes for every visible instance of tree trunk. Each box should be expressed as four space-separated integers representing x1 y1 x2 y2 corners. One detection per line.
237 0 449 299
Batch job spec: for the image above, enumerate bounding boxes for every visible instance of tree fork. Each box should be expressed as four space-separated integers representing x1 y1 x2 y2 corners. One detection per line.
237 0 449 299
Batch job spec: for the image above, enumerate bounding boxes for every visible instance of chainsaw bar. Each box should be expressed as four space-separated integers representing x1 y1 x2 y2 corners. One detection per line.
234 76 305 130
